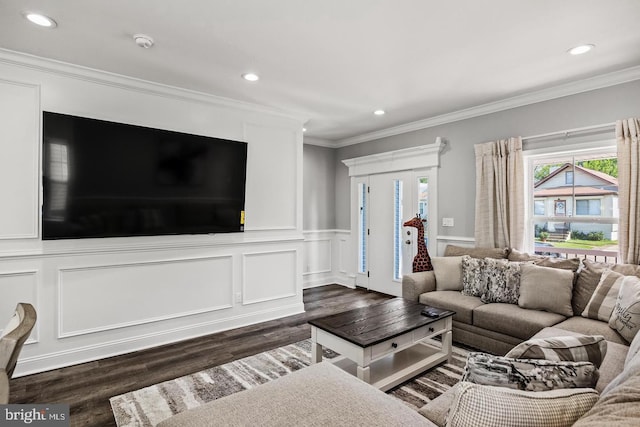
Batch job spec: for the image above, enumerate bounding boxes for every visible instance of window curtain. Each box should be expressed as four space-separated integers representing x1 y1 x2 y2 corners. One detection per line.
474 137 524 249
616 118 640 264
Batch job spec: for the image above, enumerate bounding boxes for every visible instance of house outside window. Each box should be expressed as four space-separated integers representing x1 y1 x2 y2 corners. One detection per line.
565 171 574 185
576 199 602 216
527 146 618 262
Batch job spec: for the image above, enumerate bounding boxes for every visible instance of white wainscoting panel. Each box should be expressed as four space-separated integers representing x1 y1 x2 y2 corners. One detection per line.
0 79 39 240
0 270 38 341
242 250 297 304
58 256 233 337
303 239 332 275
303 230 353 288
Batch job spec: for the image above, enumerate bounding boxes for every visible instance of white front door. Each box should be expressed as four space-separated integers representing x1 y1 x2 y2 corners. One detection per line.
367 171 414 296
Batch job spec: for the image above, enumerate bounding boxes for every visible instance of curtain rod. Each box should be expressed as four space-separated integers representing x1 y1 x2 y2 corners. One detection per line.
522 122 616 142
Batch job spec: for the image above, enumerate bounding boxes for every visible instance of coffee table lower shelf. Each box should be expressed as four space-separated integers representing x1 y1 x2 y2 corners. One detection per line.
329 341 448 391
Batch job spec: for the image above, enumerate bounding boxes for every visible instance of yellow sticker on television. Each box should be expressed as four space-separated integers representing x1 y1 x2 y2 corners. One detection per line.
240 210 245 225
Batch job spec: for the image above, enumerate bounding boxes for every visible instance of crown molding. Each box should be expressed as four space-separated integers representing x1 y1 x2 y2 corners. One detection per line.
303 136 335 148
334 65 640 148
0 48 308 123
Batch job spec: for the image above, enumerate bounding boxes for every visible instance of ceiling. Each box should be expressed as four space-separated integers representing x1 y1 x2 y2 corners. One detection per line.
1 1 640 146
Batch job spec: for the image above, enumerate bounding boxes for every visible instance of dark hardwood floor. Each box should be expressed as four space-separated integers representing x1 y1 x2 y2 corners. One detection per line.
10 285 392 427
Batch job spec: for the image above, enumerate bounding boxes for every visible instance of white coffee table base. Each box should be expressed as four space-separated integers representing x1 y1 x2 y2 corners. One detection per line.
311 316 453 392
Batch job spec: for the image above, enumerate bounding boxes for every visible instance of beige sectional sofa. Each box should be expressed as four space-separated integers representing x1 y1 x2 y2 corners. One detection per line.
402 245 633 355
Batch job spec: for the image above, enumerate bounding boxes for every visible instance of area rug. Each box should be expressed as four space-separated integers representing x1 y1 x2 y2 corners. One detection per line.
110 339 468 427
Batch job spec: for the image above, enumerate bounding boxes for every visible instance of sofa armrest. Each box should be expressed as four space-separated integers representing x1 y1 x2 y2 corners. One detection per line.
402 271 436 301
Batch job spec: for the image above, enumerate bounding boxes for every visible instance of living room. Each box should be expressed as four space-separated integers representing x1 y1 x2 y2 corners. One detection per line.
1 1 640 426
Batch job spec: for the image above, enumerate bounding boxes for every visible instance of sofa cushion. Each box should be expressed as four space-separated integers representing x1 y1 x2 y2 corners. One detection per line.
574 362 640 426
531 326 628 393
444 245 509 259
447 383 598 427
418 383 459 426
419 291 483 325
609 275 640 343
582 269 624 321
473 303 566 341
534 257 581 272
461 256 486 297
553 316 627 345
431 256 463 291
626 323 640 368
462 353 599 391
505 335 607 368
518 264 575 317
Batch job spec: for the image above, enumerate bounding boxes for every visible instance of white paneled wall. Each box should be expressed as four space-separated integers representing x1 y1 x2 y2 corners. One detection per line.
303 230 353 288
0 50 305 376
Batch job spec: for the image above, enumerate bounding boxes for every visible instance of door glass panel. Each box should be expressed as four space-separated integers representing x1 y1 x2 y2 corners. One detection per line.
418 177 428 247
357 182 367 274
393 179 403 281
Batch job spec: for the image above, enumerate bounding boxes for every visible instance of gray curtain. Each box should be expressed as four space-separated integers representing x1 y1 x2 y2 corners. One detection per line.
616 118 640 264
474 137 525 250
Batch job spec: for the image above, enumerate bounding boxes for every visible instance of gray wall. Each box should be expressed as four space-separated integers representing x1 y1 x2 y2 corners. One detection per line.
303 143 336 230
334 80 640 236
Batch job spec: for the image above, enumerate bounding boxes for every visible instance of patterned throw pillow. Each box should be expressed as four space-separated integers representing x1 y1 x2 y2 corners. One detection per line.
447 383 598 427
505 335 608 368
462 352 599 391
481 258 526 304
582 269 624 321
609 275 640 343
461 255 486 297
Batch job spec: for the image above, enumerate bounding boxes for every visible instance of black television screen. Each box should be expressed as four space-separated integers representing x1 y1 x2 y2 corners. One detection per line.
42 112 247 239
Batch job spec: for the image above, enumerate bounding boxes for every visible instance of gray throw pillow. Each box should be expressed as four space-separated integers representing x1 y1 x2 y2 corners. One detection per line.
462 352 600 391
519 264 575 317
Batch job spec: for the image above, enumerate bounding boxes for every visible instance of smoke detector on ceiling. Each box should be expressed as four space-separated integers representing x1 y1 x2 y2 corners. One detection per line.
133 34 154 49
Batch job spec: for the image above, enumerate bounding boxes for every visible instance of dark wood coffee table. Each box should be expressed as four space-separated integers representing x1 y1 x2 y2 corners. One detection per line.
309 298 454 391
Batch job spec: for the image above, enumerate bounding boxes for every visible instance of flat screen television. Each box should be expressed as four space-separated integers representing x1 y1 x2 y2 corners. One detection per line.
42 112 247 240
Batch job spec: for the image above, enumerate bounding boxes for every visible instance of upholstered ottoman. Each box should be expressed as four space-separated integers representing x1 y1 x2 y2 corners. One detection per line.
157 361 435 426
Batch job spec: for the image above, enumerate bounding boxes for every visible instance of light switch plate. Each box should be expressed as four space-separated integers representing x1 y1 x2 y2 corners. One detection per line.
442 217 454 227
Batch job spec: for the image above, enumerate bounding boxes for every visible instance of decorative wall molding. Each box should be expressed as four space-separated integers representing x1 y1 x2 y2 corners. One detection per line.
242 249 298 305
0 269 39 344
334 65 640 147
57 256 234 338
303 230 353 288
342 138 444 177
15 301 305 377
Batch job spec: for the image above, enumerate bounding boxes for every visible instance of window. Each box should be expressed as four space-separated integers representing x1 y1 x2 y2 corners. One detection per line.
418 177 429 247
393 180 403 281
576 199 602 216
357 182 367 274
565 171 574 185
528 147 618 261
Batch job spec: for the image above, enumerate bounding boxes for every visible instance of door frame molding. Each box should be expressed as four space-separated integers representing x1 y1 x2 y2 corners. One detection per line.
342 138 444 291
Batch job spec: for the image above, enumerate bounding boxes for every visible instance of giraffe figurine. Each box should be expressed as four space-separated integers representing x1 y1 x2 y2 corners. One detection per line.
403 214 433 272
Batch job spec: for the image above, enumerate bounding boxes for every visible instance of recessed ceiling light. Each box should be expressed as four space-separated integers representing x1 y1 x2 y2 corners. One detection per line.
242 73 259 82
374 109 386 116
302 127 307 132
568 44 595 55
24 12 57 28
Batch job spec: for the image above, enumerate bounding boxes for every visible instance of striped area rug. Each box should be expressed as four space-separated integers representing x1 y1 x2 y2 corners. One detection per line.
110 339 468 427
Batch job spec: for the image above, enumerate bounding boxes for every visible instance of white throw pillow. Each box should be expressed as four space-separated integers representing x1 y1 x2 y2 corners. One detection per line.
609 275 640 343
